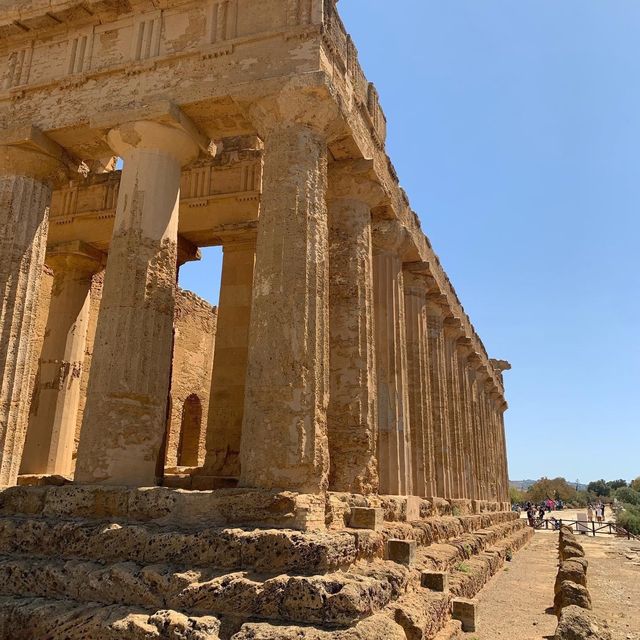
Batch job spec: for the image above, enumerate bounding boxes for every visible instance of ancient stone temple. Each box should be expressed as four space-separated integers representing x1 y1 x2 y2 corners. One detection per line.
0 2 529 639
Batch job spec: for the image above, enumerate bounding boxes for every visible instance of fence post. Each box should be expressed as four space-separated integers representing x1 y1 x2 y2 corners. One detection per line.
592 521 596 537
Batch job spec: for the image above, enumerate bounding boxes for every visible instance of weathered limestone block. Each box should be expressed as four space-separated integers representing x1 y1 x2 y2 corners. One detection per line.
349 507 383 531
451 598 478 632
391 590 451 640
387 539 416 566
240 119 330 493
20 242 104 477
555 560 588 593
373 220 412 496
554 605 612 640
554 580 592 616
326 161 379 494
75 120 201 486
203 238 255 478
0 140 66 487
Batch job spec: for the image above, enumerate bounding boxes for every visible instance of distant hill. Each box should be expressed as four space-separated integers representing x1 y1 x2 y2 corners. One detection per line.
510 479 588 491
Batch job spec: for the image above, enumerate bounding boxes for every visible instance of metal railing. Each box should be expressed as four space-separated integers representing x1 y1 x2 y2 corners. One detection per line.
530 518 638 540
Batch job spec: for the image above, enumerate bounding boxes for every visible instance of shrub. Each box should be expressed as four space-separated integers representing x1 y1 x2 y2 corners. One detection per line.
617 504 640 536
614 487 640 506
631 477 640 492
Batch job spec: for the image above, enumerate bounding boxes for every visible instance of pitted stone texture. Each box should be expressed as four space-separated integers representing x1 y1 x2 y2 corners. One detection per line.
554 605 612 640
0 597 221 639
0 174 51 486
231 613 407 640
0 485 326 530
241 122 330 493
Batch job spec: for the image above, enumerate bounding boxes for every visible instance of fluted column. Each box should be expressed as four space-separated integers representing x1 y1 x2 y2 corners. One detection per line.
239 121 330 493
426 295 452 498
456 339 477 500
75 121 201 486
20 242 104 477
403 265 435 498
202 237 255 479
468 356 485 500
326 163 379 494
483 380 498 502
474 369 491 501
0 138 66 486
443 317 465 499
373 220 412 496
497 400 510 502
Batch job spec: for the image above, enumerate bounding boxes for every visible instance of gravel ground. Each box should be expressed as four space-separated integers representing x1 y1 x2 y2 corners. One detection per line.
472 528 640 640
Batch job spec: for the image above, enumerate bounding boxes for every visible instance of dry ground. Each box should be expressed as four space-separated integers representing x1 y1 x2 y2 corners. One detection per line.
473 529 640 640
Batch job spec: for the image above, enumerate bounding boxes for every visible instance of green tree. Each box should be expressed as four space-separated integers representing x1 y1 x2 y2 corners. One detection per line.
509 485 525 504
526 477 578 503
607 479 628 490
587 479 610 497
630 477 640 492
615 487 640 506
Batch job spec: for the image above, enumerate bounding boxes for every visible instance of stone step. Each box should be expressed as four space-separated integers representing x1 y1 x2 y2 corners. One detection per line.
0 485 326 531
0 555 409 627
0 516 360 574
0 596 222 640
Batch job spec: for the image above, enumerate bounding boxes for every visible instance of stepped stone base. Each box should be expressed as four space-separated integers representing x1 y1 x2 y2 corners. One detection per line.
0 485 531 639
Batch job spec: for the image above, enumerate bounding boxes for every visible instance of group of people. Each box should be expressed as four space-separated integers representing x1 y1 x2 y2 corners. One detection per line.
588 502 607 523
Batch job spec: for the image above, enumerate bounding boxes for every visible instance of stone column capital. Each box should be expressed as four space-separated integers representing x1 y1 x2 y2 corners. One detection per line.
372 219 411 255
443 316 464 339
46 241 106 275
107 121 203 167
0 125 81 186
327 159 388 208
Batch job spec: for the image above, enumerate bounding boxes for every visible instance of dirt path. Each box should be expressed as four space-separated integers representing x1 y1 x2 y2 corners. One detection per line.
475 532 558 639
474 529 640 640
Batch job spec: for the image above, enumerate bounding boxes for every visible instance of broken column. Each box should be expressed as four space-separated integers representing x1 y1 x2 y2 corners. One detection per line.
75 119 201 486
403 262 436 498
239 118 330 493
326 160 380 494
20 242 104 478
0 132 67 486
373 220 413 496
202 236 255 480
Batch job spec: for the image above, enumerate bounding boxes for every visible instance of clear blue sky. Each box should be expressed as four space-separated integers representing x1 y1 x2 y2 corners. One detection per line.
179 0 640 484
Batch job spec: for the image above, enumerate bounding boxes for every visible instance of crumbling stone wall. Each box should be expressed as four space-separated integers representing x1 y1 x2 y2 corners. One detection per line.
27 277 217 476
165 289 217 470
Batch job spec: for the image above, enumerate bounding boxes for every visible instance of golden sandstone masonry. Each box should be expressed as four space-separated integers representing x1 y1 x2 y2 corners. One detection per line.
0 1 522 638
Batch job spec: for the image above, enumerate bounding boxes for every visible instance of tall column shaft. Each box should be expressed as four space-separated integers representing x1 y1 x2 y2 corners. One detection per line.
203 238 255 478
0 169 51 485
444 328 465 499
456 345 476 500
373 232 412 496
404 271 435 498
240 123 330 493
20 245 102 477
497 404 510 502
327 196 377 494
426 300 451 498
76 121 200 486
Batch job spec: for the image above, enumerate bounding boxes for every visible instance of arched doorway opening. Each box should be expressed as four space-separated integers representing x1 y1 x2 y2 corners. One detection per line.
177 394 202 467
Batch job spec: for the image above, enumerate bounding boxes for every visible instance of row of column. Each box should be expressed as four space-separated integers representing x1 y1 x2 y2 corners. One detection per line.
0 117 509 503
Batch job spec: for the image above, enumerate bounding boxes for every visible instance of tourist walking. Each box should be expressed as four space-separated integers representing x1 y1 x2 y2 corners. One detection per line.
587 505 594 522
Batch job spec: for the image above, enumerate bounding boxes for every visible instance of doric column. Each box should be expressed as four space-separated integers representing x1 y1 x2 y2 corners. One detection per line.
403 263 436 498
443 317 465 499
20 242 104 477
456 338 477 500
372 220 412 496
426 294 451 498
75 120 202 486
474 368 491 501
202 236 256 478
484 380 499 502
326 161 380 494
239 121 330 493
497 399 510 503
0 131 68 486
468 355 486 500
